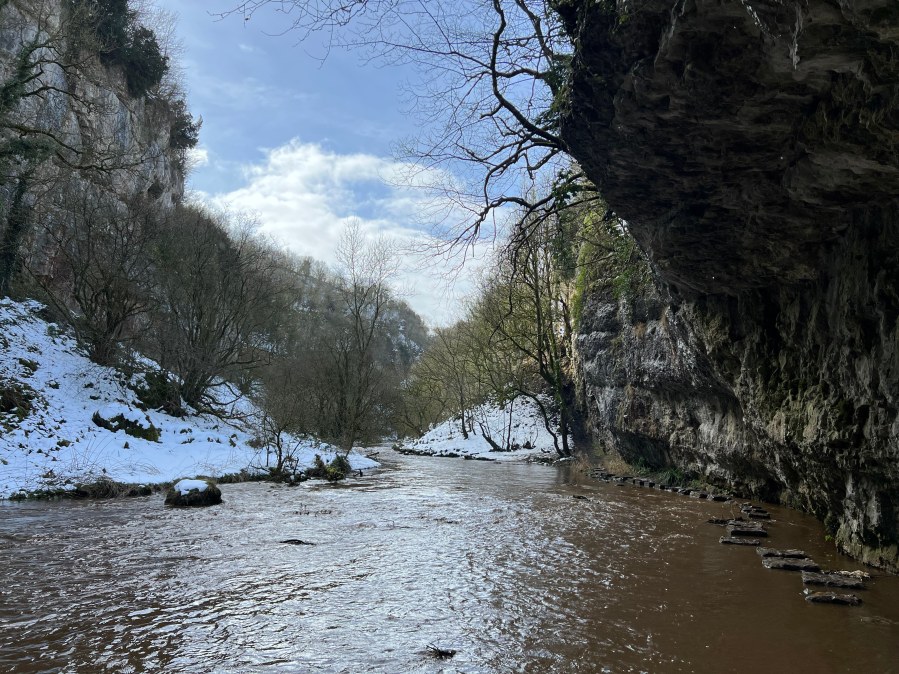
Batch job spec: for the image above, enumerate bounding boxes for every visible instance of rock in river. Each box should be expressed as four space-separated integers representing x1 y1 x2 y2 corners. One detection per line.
762 557 821 572
801 572 865 590
756 548 808 559
805 592 862 607
164 479 222 507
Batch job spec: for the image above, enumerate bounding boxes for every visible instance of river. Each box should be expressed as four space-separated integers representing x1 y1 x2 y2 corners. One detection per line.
1 450 897 673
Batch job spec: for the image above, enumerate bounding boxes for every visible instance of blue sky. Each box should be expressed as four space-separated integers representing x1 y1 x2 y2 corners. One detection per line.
150 0 479 325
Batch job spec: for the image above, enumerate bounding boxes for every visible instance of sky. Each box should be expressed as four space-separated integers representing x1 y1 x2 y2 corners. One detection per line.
149 0 484 326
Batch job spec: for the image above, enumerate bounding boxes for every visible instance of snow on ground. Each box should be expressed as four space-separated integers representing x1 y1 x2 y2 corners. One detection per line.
0 299 378 497
401 396 564 462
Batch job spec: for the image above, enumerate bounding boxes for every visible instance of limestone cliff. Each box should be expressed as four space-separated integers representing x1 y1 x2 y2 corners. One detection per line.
558 0 899 570
0 0 185 227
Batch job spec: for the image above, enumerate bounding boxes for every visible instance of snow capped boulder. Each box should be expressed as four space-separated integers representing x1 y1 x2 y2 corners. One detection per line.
164 478 222 507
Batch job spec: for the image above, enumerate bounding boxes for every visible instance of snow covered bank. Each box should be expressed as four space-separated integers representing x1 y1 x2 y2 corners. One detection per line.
399 396 565 462
0 299 377 498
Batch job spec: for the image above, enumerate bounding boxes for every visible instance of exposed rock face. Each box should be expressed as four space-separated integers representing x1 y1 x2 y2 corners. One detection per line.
0 0 185 225
559 0 899 570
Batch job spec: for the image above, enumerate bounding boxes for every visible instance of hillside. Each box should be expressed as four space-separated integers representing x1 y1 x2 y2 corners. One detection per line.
400 395 566 462
0 299 377 497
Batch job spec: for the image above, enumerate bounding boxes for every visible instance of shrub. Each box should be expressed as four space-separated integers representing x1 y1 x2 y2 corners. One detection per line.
306 454 352 482
0 378 37 421
91 410 161 442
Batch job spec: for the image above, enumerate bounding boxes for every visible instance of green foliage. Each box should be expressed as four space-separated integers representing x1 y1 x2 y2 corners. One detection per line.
168 99 201 150
119 26 167 97
306 454 352 482
70 0 168 97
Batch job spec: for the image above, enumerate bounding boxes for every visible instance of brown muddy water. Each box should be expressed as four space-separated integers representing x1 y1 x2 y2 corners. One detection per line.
1 451 898 673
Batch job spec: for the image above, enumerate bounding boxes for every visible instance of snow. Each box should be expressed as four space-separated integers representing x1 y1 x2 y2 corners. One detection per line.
0 299 378 497
173 479 209 495
401 396 565 462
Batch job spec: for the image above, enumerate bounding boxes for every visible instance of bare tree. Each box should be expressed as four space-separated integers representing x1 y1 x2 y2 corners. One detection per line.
223 0 602 253
27 183 159 364
325 220 399 450
147 205 291 410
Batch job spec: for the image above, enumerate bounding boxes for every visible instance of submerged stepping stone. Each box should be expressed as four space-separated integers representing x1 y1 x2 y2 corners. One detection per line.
805 592 862 606
756 547 808 559
762 557 820 572
801 572 865 590
708 518 730 526
720 536 760 546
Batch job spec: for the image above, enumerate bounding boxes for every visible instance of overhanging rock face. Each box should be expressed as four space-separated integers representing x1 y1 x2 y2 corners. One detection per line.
559 0 899 570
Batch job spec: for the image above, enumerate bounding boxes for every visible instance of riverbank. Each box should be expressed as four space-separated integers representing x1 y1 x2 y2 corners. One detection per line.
397 396 566 462
0 299 377 499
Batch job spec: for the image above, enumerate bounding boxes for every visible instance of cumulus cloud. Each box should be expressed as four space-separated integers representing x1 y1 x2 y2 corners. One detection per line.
205 138 484 326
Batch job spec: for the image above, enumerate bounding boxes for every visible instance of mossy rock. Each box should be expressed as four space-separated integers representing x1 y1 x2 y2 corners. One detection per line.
92 410 161 442
164 478 222 507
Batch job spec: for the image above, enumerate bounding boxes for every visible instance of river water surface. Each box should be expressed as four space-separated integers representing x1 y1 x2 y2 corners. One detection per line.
1 451 898 673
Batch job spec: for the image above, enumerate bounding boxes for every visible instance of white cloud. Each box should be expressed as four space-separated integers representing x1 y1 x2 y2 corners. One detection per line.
187 146 209 168
205 138 484 326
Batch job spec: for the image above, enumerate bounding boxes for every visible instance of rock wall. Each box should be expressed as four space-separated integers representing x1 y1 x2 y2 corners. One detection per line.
0 0 184 213
558 0 899 570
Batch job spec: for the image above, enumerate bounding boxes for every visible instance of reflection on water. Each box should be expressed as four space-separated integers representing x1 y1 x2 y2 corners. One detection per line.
1 451 898 673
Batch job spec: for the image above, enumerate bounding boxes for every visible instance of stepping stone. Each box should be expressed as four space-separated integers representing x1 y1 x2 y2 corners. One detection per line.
747 512 771 519
756 547 808 559
727 524 768 538
762 557 820 572
720 536 760 546
801 572 865 590
708 518 730 525
805 592 862 606
711 495 729 502
689 491 709 499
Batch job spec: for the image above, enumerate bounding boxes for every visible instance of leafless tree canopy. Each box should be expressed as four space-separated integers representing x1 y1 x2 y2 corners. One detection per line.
224 0 600 252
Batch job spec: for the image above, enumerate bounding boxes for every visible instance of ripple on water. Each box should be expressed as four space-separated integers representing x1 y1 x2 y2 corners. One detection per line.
1 455 899 673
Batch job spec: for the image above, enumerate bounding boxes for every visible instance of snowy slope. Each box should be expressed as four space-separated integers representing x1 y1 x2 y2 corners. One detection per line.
0 299 377 497
401 396 564 461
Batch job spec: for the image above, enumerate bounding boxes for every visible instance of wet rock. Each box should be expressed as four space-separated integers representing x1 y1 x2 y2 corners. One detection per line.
707 518 730 526
164 479 222 507
727 524 768 538
562 0 899 572
762 557 820 572
805 592 862 606
742 506 771 519
756 548 808 559
281 539 315 546
720 536 760 546
572 494 589 500
710 495 729 502
801 572 865 590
